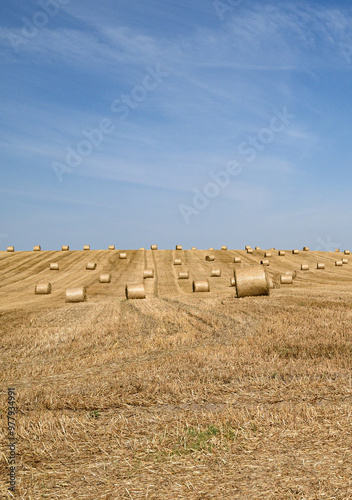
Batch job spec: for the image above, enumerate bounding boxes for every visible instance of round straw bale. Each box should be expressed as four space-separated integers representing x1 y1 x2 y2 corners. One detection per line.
245 246 251 250
86 262 96 270
209 247 214 250
33 245 41 251
292 249 299 254
143 269 154 279
303 247 309 251
234 266 270 298
66 287 87 303
7 246 14 252
151 244 157 250
342 258 348 264
50 263 59 270
211 269 221 277
230 277 236 287
335 249 340 252
335 260 343 266
316 263 325 270
205 255 215 261
280 275 293 284
83 245 90 251
264 252 272 257
35 283 52 295
278 250 285 256
173 258 182 265
301 264 309 270
247 248 254 254
270 248 276 251
221 246 227 251
192 279 210 292
108 245 115 250
62 245 69 251
267 275 274 289
119 252 127 259
99 273 111 283
125 283 146 299
233 257 241 263
191 247 197 250
255 246 261 250
344 250 350 255
175 245 183 250
261 259 270 266
178 271 189 279
139 247 145 250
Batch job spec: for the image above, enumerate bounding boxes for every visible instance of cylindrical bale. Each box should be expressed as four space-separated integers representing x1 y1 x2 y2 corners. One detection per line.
280 275 293 284
301 264 309 270
335 260 343 266
230 277 236 287
99 273 111 283
245 245 251 250
33 245 41 251
278 250 286 256
62 245 69 251
234 266 270 298
139 247 145 250
335 249 340 252
221 246 227 251
267 275 274 289
173 258 182 265
303 247 309 251
191 247 197 250
264 252 272 257
7 246 14 252
119 252 127 259
175 245 183 250
317 263 325 270
344 250 350 255
108 245 115 250
151 245 158 250
270 248 276 251
125 283 146 299
292 249 299 254
209 247 214 250
50 263 59 270
247 248 254 254
342 258 349 264
211 269 221 277
86 262 96 270
233 257 241 263
66 287 87 303
178 271 189 279
35 283 52 295
261 259 270 266
143 269 154 279
255 247 261 250
205 255 215 261
192 279 210 292
83 245 90 251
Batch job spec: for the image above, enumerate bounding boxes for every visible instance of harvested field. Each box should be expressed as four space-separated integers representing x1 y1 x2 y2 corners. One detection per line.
1 248 352 498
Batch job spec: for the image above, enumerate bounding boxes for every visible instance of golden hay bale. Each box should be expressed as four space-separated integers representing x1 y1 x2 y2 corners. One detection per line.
178 271 189 279
108 245 115 250
62 245 69 251
342 258 349 265
247 248 254 254
99 273 111 283
173 258 182 265
66 287 87 303
175 245 183 250
255 246 261 250
301 264 309 270
292 249 299 254
245 245 251 250
119 252 127 259
139 247 145 250
143 269 154 279
86 262 96 270
270 248 276 251
211 269 221 277
303 247 309 251
264 252 272 257
192 279 210 292
209 247 214 250
335 260 343 266
33 245 41 251
335 249 340 252
221 246 227 251
267 275 274 289
7 246 14 252
230 277 236 287
344 250 350 255
83 245 90 251
50 263 59 271
233 257 241 263
205 255 215 261
35 283 52 295
125 283 146 299
280 274 293 284
261 259 270 266
151 244 158 250
191 247 197 250
316 263 325 270
278 250 285 256
234 266 270 298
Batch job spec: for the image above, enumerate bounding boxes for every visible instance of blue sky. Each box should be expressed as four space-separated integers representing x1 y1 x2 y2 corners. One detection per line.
0 0 351 250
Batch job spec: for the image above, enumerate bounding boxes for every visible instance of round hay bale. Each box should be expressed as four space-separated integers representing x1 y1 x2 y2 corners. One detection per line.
143 269 154 279
245 246 251 250
280 275 293 284
278 250 285 256
178 271 189 279
247 248 254 254
211 269 221 277
344 250 350 255
264 252 272 258
221 246 227 251
83 245 90 251
192 279 210 292
108 245 115 250
270 248 276 251
86 262 96 270
125 283 146 299
208 247 214 251
255 246 261 250
50 263 59 270
335 260 343 266
33 245 41 251
191 247 197 250
303 247 309 251
62 245 69 251
234 266 270 298
119 252 127 259
175 245 183 250
151 244 158 250
35 283 51 295
292 249 299 254
230 277 236 287
267 275 274 289
342 258 348 265
301 264 309 270
7 246 14 252
261 259 270 266
335 249 340 252
173 258 182 265
233 257 241 264
316 263 325 270
99 273 111 283
66 287 87 303
205 255 215 261
139 247 145 250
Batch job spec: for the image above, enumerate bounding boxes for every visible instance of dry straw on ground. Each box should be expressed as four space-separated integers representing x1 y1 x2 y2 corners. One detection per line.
233 257 241 263
192 279 210 292
62 245 69 251
173 259 182 265
301 264 309 270
178 271 189 279
143 269 154 279
292 249 299 254
317 263 325 270
280 274 293 284
33 245 41 251
261 259 270 266
34 283 52 294
108 245 115 250
211 269 221 277
119 252 127 259
125 283 146 299
175 245 182 250
151 244 158 250
99 273 111 283
86 262 96 270
234 266 270 298
65 286 86 302
205 255 215 261
49 263 59 271
278 250 285 256
7 246 14 252
83 245 90 251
